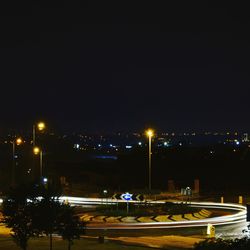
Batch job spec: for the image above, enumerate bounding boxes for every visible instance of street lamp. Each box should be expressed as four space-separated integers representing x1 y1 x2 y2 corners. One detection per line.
33 121 45 146
33 146 43 182
146 129 154 192
11 137 23 186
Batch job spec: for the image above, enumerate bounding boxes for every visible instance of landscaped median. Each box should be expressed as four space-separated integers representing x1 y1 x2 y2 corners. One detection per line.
80 208 212 223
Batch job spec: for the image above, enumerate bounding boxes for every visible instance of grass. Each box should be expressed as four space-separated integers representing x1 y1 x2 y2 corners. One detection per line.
0 235 152 250
97 202 200 217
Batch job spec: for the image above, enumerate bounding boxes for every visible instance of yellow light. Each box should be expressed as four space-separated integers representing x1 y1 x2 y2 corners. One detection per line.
33 147 40 155
146 129 154 137
37 122 45 131
16 138 22 145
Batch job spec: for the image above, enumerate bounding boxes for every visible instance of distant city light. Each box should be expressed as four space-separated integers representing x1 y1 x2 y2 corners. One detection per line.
138 142 142 146
126 145 132 149
234 139 240 145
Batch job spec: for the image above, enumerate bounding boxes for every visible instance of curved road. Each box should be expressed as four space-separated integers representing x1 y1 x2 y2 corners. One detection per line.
59 197 247 230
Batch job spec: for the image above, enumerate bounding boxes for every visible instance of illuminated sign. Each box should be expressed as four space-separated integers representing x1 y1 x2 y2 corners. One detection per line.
121 192 133 201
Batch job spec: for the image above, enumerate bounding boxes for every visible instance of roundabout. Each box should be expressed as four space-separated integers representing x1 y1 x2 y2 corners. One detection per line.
60 197 247 230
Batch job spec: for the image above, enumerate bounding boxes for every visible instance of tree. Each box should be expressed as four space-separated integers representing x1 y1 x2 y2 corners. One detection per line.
56 203 85 250
1 184 38 250
31 185 62 250
3 206 34 250
1 182 84 250
194 238 250 250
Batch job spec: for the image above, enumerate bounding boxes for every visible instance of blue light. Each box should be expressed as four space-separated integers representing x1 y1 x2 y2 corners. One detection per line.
121 192 133 201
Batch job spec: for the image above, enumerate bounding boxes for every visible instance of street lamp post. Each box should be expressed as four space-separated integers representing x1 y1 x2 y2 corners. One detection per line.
33 121 45 146
11 137 22 187
33 146 43 182
32 122 45 182
146 129 154 192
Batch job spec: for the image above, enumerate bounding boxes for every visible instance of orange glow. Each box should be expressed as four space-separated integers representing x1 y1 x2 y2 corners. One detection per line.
16 138 22 145
33 147 40 155
37 122 45 131
146 129 154 137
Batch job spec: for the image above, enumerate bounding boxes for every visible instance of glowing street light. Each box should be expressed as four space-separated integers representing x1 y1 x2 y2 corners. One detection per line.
11 137 23 186
37 122 45 131
33 146 43 181
33 146 40 155
146 129 154 192
16 138 22 145
33 121 46 146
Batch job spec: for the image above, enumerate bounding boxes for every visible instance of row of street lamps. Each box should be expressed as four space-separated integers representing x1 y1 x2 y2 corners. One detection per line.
11 121 46 187
11 137 23 186
33 122 46 184
11 124 154 192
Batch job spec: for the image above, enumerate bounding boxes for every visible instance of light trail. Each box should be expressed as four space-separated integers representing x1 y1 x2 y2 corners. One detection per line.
59 197 247 230
0 196 247 230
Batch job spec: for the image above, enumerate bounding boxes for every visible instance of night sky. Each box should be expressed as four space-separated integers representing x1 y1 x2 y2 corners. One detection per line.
1 2 250 133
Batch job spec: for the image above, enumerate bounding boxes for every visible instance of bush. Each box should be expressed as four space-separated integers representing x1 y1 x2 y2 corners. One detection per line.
194 237 250 250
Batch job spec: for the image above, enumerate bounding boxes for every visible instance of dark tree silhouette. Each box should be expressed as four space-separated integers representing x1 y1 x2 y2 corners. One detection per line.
57 203 85 250
31 184 62 250
1 182 84 250
1 184 38 250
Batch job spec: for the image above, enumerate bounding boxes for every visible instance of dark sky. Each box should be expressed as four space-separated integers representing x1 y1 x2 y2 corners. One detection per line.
1 2 250 133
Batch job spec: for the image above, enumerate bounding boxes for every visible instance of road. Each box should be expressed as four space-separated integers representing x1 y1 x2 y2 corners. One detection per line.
58 196 249 239
1 196 248 239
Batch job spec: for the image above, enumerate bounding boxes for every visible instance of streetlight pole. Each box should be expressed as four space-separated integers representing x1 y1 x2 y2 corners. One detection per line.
33 147 43 182
148 133 152 191
33 124 36 146
33 121 45 146
146 129 154 192
40 150 43 180
11 138 22 187
11 141 16 187
32 122 45 182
